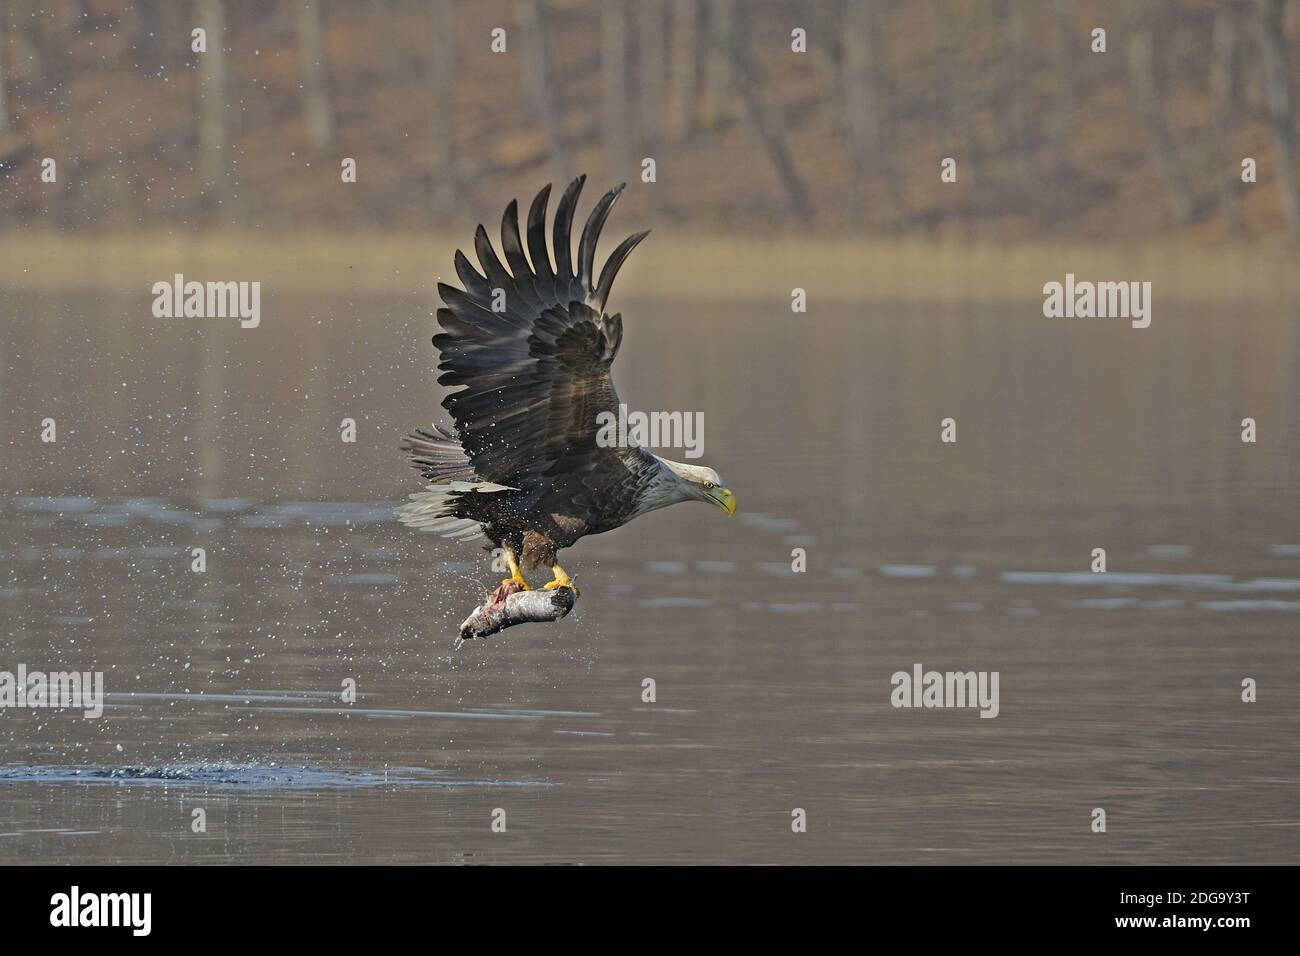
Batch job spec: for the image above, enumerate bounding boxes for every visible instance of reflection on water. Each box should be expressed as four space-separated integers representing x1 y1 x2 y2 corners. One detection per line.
0 290 1297 863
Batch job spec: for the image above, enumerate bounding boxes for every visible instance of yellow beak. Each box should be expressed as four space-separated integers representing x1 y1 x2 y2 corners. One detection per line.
707 487 738 515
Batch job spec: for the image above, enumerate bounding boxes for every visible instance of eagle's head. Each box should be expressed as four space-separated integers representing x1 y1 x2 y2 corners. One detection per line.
657 459 738 515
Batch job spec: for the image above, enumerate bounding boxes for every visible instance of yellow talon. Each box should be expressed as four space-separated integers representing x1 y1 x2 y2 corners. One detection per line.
503 550 530 590
541 564 578 596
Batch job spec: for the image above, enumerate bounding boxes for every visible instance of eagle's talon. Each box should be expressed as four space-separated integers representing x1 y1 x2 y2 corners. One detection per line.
542 579 579 596
501 576 530 591
541 565 578 597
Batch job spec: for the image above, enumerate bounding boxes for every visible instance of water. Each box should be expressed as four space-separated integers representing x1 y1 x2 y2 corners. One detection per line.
1 290 1297 863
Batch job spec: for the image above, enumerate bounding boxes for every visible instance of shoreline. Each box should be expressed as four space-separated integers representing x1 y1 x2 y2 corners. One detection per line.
0 231 1295 303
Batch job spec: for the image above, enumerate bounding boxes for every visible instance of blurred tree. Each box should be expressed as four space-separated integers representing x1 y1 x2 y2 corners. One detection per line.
1256 0 1300 240
197 0 228 209
298 0 333 150
431 0 456 217
933 1 958 163
843 0 895 223
3 0 1299 240
603 0 629 179
129 0 188 74
809 0 844 128
666 0 699 141
0 0 9 133
1048 0 1074 182
514 0 569 180
728 14 813 224
33 2 65 101
701 0 734 130
1211 1 1244 233
634 0 664 153
1127 3 1194 224
999 0 1028 184
0 0 25 176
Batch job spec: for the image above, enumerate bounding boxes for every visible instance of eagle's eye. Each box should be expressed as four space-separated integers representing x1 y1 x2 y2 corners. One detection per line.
704 481 716 489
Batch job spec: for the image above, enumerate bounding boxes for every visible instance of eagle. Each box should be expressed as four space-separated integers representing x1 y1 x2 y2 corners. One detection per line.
396 177 737 595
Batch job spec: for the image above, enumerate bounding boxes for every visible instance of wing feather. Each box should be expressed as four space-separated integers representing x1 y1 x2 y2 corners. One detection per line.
500 199 543 311
473 224 516 304
525 184 556 300
577 182 624 292
594 230 651 312
453 248 493 302
430 179 654 491
552 175 585 280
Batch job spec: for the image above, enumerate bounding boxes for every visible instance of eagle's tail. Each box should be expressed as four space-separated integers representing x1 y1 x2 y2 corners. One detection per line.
401 424 476 482
394 481 518 541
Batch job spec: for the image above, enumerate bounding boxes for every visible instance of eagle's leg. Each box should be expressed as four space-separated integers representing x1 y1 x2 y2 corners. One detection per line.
501 548 530 590
541 563 578 597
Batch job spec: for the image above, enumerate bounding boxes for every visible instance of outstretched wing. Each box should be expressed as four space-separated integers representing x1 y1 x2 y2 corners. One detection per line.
433 178 651 489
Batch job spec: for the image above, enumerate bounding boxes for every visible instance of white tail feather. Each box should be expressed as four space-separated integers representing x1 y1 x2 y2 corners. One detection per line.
394 482 516 540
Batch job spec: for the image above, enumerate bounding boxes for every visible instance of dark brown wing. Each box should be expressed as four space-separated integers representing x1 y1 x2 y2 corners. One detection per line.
432 178 652 491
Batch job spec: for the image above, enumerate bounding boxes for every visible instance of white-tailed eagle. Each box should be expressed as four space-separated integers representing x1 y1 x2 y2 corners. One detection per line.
397 177 736 594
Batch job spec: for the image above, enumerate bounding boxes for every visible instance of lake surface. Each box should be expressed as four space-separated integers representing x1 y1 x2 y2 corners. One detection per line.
1 289 1297 863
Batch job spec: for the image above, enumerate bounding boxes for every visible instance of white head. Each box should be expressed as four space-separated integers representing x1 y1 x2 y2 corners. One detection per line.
641 457 738 516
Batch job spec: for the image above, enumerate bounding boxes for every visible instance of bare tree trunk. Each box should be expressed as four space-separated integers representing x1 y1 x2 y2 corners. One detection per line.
810 0 843 128
1257 0 1300 240
1211 2 1243 232
701 0 734 129
37 4 64 92
1126 5 1194 224
728 24 813 224
514 0 569 179
39 7 76 226
842 2 873 161
843 0 893 222
666 0 699 140
933 0 958 160
0 0 9 132
603 0 629 178
1048 0 1075 181
431 0 456 216
297 0 332 150
1000 0 1028 182
635 0 664 151
197 0 227 206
